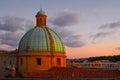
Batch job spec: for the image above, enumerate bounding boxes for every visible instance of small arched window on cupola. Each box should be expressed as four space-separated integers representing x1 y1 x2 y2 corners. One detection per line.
39 18 42 25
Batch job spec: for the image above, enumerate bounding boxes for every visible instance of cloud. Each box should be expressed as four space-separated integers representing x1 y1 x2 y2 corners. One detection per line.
90 21 120 41
99 21 120 29
0 16 33 31
64 35 85 47
115 47 120 50
49 10 81 27
0 16 34 50
49 10 85 48
90 31 113 40
0 31 22 47
51 27 73 38
51 26 86 48
92 9 104 16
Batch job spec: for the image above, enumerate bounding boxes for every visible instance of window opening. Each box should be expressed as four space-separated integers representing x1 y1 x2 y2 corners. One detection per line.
37 58 41 65
20 58 23 64
57 58 61 66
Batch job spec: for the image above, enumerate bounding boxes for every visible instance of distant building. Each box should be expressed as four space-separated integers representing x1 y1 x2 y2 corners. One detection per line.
69 60 120 70
117 61 120 64
0 50 17 77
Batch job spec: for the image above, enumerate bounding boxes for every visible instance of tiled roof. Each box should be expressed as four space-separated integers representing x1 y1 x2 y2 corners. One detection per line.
23 67 120 78
0 50 9 55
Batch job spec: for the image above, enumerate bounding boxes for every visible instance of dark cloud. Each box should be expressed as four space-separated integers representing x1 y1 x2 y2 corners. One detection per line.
48 10 85 48
51 27 73 38
49 10 85 48
115 47 120 50
51 27 86 48
64 35 85 47
90 21 120 43
99 22 120 29
0 31 23 47
0 16 34 50
49 11 81 27
0 16 33 32
90 31 112 40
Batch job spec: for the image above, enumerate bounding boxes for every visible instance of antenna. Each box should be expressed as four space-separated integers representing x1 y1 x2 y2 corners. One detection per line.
39 0 43 11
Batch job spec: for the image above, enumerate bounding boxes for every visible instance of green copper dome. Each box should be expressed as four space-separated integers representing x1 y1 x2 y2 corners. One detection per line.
37 9 46 15
18 27 65 53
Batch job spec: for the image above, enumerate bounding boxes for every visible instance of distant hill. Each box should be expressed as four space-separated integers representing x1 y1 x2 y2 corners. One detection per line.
87 55 120 62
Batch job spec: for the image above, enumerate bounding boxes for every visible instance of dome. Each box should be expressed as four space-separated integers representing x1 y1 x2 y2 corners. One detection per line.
18 9 65 53
18 10 66 73
37 9 46 15
18 27 65 53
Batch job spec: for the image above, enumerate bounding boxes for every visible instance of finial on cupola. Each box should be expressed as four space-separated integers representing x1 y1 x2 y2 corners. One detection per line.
36 9 47 27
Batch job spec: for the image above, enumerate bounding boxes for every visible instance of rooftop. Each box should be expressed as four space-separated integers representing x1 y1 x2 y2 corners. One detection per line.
23 67 120 78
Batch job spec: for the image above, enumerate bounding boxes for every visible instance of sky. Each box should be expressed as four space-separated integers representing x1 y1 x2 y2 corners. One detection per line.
0 0 120 58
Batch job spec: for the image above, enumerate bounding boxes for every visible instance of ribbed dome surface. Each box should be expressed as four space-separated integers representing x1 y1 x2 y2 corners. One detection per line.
18 27 65 53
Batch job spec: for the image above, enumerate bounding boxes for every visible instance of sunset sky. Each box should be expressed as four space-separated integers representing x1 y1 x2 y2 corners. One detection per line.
0 0 120 58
